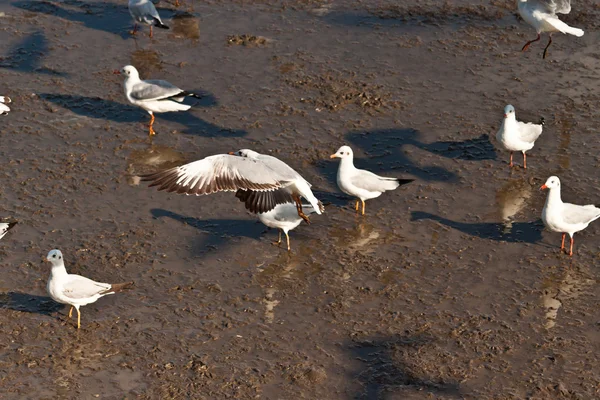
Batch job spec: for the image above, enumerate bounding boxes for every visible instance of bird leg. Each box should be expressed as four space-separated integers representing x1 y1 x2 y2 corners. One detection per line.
361 200 366 216
148 113 156 136
150 25 153 38
174 0 180 6
523 152 527 169
68 306 73 319
293 195 311 224
355 199 360 212
130 23 138 36
272 230 282 247
521 33 540 52
76 308 81 329
569 237 574 257
560 233 566 251
509 152 513 167
285 231 291 252
543 35 553 59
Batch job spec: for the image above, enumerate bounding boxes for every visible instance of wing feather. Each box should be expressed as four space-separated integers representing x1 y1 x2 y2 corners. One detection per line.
62 275 111 300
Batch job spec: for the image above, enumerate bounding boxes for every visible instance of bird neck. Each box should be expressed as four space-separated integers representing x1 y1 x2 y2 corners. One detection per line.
50 263 68 279
545 187 562 208
339 156 355 170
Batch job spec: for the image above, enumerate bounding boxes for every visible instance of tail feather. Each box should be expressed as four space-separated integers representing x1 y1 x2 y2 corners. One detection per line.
181 91 203 99
549 18 584 37
153 18 170 29
103 281 134 294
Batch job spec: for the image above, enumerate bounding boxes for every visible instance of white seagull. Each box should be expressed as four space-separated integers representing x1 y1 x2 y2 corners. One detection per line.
496 105 544 169
330 145 413 215
0 96 11 115
141 149 324 223
128 0 169 38
541 176 600 256
0 221 17 240
46 249 134 329
258 203 319 251
518 0 584 59
115 65 201 136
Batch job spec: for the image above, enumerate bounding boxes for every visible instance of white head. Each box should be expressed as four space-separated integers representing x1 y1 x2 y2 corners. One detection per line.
46 249 64 266
504 104 515 119
230 149 260 159
330 145 354 160
541 176 560 191
114 65 140 80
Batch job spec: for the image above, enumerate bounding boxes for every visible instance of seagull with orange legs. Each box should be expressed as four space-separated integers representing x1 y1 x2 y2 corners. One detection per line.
541 176 600 256
129 0 169 38
45 249 134 329
518 0 584 59
496 105 543 169
258 203 319 251
115 65 201 136
330 145 413 215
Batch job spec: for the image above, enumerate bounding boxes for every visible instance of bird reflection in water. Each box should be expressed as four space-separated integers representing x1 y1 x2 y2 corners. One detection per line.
541 267 594 329
496 178 532 234
130 48 163 79
171 12 200 41
328 221 388 254
126 145 186 185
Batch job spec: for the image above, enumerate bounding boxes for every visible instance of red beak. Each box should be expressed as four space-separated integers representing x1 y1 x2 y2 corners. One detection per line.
228 152 235 155
504 114 507 118
540 184 548 190
113 70 121 75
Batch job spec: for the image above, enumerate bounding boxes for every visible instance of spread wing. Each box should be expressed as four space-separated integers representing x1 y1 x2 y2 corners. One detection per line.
0 222 16 240
562 203 600 225
517 121 543 143
62 275 112 300
140 154 292 196
130 80 184 102
235 188 295 213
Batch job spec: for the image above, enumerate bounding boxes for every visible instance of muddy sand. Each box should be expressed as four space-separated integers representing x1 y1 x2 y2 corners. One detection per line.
0 0 599 398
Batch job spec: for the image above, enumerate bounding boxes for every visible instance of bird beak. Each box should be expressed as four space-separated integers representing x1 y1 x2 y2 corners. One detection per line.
540 184 548 190
330 154 338 159
45 257 50 262
504 114 507 118
113 70 121 75
228 152 235 155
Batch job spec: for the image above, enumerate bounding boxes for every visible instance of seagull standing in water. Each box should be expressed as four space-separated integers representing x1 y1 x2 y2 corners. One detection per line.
518 0 584 59
128 0 169 38
330 146 413 215
46 249 134 329
496 105 543 169
258 203 319 251
115 65 202 136
541 176 600 256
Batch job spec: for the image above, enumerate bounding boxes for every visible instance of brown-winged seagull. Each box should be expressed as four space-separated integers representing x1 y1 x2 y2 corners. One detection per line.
140 149 324 223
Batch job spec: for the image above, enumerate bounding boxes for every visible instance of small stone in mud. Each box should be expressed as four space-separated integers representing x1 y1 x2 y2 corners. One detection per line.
227 34 268 47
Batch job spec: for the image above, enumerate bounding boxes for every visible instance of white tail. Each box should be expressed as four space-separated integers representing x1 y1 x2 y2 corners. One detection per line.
549 18 584 37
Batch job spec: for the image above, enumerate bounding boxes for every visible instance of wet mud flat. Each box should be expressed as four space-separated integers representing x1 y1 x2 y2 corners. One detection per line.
0 0 600 398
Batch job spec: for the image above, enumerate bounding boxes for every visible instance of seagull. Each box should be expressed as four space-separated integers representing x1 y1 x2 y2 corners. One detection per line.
541 176 600 256
518 0 584 59
496 105 544 169
0 221 17 240
128 0 169 38
0 96 11 115
140 149 324 223
114 65 202 136
258 203 319 251
330 145 414 215
45 249 134 329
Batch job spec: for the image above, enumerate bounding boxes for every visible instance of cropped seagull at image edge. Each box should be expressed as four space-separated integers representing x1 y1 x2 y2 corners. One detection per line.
140 149 324 223
46 249 134 329
0 96 11 115
330 145 413 215
114 65 202 136
128 0 169 38
541 176 600 256
518 0 584 59
0 221 17 240
496 104 543 169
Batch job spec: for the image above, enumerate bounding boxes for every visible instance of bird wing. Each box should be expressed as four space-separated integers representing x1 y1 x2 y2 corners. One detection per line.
530 0 571 14
62 275 112 300
350 169 399 193
235 188 295 214
517 121 543 143
141 154 292 196
129 0 161 22
562 203 600 225
0 222 16 240
130 80 184 102
255 154 308 185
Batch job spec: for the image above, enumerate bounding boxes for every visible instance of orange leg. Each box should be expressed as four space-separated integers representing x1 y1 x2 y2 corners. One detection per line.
130 23 138 36
68 306 73 319
293 195 310 224
569 237 574 257
148 113 156 136
355 199 359 211
361 200 366 216
521 33 540 52
523 153 527 169
149 25 153 38
560 233 565 251
509 152 513 167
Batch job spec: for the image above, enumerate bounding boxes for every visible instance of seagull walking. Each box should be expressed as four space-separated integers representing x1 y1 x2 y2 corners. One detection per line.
258 203 319 251
128 0 169 38
0 221 17 240
115 65 201 136
518 0 584 59
496 105 543 169
140 149 324 223
46 249 134 329
0 96 11 115
330 145 413 215
541 176 600 256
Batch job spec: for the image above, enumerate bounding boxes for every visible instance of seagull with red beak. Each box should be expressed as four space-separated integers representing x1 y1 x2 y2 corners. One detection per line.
496 105 543 169
541 176 600 256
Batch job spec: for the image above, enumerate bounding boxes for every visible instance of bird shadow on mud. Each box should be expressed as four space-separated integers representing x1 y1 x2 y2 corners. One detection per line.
12 0 176 40
0 31 67 76
411 211 544 243
348 335 462 399
38 93 246 137
0 292 63 315
150 208 265 253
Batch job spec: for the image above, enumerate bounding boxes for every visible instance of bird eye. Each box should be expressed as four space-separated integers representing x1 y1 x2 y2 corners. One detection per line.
52 254 56 258
58 256 62 259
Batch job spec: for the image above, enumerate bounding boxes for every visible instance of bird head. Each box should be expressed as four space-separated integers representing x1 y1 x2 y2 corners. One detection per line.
504 104 515 118
46 249 64 266
330 145 353 159
114 65 139 79
229 149 260 159
540 176 560 191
